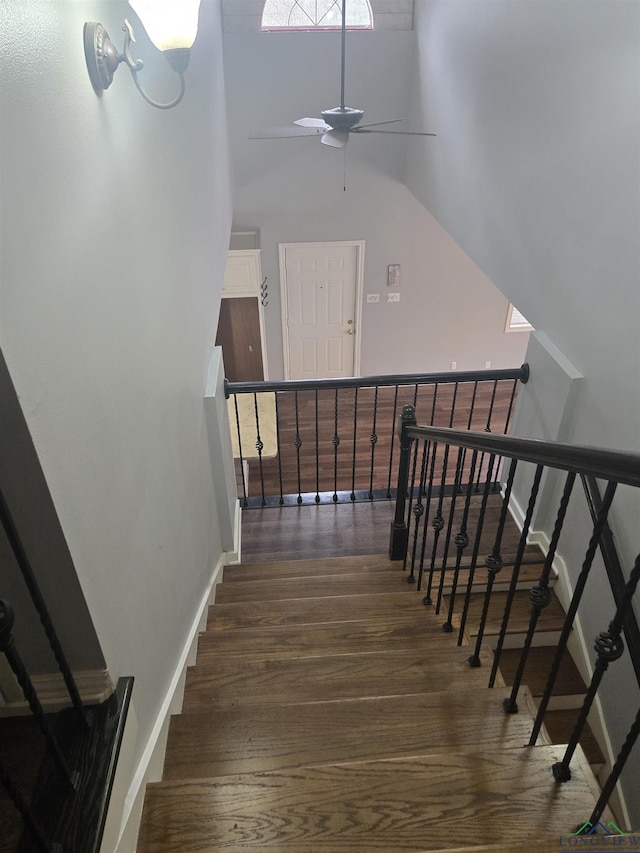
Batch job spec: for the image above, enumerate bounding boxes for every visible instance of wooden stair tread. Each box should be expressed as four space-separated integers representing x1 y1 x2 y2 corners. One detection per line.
138 745 604 852
223 554 396 580
164 686 543 780
225 553 545 583
182 645 500 710
499 646 587 697
207 591 431 631
214 571 412 603
225 561 549 598
442 590 567 638
195 615 468 663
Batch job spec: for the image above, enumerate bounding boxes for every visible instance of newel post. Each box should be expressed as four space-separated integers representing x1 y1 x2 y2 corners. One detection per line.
388 405 417 561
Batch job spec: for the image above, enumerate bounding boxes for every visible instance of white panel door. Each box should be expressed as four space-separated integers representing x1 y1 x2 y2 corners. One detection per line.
282 243 362 379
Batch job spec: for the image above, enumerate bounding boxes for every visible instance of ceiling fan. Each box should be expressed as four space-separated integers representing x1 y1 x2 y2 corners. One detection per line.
249 0 436 150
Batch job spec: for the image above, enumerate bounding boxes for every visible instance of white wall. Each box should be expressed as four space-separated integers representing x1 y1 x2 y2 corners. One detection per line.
406 0 640 825
223 29 529 378
0 0 233 797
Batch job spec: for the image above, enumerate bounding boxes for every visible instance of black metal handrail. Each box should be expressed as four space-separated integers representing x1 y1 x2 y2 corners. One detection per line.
225 364 530 396
404 424 640 488
392 407 640 831
225 365 529 508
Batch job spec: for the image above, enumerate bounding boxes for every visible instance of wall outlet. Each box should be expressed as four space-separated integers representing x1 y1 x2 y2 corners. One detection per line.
387 292 400 302
485 360 491 369
450 361 457 370
367 293 380 303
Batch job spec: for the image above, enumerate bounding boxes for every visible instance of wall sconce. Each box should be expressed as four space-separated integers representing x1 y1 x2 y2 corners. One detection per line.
84 0 202 110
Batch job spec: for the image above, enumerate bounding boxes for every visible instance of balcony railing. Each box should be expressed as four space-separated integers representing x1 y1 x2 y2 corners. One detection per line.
225 365 529 508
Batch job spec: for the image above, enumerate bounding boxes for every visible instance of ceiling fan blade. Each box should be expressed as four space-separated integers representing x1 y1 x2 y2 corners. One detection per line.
321 129 349 148
294 118 330 129
352 128 437 137
355 119 407 129
249 126 327 139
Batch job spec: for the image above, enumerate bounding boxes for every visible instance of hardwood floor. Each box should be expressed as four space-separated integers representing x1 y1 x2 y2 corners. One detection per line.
136 505 616 851
234 379 519 502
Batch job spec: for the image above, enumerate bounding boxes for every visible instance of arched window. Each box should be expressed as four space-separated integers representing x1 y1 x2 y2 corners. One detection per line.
261 0 373 31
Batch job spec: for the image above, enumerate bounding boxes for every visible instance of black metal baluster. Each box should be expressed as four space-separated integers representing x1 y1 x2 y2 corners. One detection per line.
441 383 478 626
0 600 76 791
294 390 303 504
443 450 479 632
0 751 59 853
552 553 640 782
429 383 439 426
417 440 438 591
274 393 284 505
456 381 478 492
332 389 340 503
424 383 459 608
587 704 640 827
388 405 417 561
0 489 88 728
474 379 498 491
314 389 320 503
401 437 421 573
368 386 379 499
416 386 440 591
350 387 359 501
504 472 576 713
232 395 248 508
408 441 430 582
503 378 519 435
252 393 267 507
466 457 517 661
435 451 464 615
529 480 618 746
489 464 544 688
386 385 400 499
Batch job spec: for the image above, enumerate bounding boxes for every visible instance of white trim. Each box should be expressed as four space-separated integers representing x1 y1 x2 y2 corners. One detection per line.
226 499 243 565
279 240 365 379
504 495 631 829
504 302 534 333
106 555 226 853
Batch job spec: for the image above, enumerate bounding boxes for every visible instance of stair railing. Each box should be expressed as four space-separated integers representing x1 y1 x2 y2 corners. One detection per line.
392 410 640 826
225 364 529 508
0 488 134 853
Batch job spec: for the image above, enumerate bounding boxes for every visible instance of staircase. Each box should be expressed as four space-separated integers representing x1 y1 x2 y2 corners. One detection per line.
136 553 613 852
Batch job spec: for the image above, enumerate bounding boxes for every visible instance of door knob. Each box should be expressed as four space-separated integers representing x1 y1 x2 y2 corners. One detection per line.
347 328 354 335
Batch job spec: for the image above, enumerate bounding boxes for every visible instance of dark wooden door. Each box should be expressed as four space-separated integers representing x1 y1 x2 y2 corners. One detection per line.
215 297 264 382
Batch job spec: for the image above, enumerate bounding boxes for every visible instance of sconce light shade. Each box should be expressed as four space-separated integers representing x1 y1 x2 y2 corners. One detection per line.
84 0 202 109
128 0 202 52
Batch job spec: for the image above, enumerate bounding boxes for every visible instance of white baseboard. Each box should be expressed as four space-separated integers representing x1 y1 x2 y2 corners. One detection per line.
100 554 226 853
225 499 242 565
504 498 632 830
